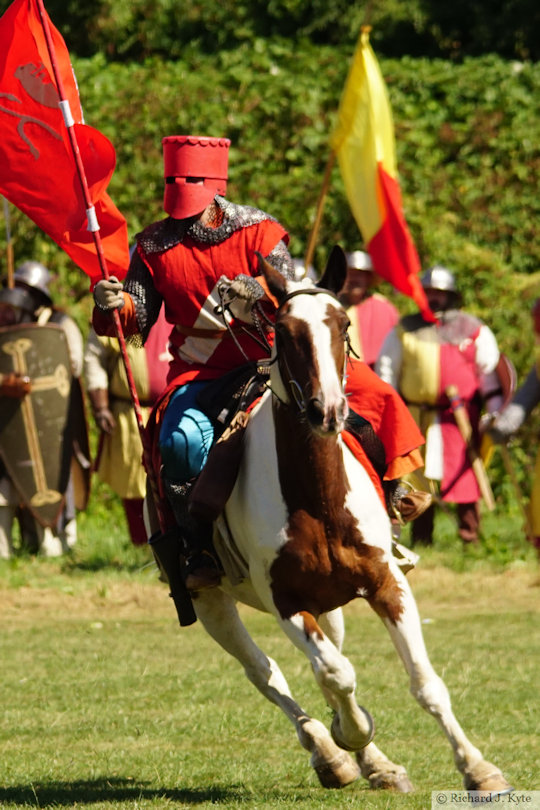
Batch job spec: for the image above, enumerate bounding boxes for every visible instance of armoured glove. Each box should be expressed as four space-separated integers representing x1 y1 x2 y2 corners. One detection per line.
489 402 526 444
0 372 31 398
218 274 264 324
93 276 125 312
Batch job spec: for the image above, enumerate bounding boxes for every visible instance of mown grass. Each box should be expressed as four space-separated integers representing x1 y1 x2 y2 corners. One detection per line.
0 492 539 809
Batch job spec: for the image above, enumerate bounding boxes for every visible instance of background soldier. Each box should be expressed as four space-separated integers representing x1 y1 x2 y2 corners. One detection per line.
340 250 399 369
376 265 503 545
84 305 170 546
490 298 540 557
0 261 87 558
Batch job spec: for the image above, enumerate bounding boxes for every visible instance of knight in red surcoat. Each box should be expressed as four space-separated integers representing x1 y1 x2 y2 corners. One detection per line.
92 134 430 595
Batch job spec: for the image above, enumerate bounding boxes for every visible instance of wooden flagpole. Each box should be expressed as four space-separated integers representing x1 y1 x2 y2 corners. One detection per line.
304 5 376 273
304 151 335 271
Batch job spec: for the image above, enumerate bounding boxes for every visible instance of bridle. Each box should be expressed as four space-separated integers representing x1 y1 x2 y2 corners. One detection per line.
272 286 351 414
275 286 341 310
216 282 352 413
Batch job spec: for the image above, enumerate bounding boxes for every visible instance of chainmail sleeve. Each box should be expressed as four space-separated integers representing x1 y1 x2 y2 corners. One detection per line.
123 252 163 343
266 240 295 279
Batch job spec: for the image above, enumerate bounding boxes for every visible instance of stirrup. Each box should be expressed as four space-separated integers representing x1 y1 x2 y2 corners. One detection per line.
392 540 420 574
183 549 223 592
390 481 432 526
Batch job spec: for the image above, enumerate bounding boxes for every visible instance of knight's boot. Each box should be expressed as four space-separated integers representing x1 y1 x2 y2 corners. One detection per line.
164 480 222 591
384 479 433 525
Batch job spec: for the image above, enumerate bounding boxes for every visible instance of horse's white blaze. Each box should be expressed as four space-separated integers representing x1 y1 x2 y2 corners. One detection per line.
293 295 348 427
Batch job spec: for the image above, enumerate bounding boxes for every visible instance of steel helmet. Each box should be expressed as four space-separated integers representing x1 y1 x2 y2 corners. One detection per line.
346 250 373 272
14 260 52 304
162 135 230 219
420 265 458 294
0 286 36 324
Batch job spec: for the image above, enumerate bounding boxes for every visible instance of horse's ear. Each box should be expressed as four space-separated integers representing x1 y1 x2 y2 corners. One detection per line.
317 246 347 295
256 251 289 305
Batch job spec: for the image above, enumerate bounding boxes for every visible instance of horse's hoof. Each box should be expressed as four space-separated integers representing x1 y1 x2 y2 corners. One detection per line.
367 767 415 793
464 760 514 796
330 706 375 751
313 750 360 789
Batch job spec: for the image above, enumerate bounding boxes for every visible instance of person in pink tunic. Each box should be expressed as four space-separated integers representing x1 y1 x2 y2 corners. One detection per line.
376 265 503 545
340 250 399 369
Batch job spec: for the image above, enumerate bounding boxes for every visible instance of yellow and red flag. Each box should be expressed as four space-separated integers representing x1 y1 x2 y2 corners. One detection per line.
331 27 434 321
0 0 129 284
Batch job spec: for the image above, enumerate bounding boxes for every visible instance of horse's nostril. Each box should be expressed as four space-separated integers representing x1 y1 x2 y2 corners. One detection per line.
306 397 325 425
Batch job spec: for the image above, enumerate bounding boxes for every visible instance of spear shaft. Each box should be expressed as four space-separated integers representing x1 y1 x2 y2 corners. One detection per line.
2 196 14 287
34 0 167 532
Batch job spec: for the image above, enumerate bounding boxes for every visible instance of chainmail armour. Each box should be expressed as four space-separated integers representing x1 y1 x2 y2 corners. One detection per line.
401 309 483 346
129 196 293 342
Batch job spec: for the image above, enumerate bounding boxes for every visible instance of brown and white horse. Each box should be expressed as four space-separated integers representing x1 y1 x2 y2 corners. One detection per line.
183 248 512 794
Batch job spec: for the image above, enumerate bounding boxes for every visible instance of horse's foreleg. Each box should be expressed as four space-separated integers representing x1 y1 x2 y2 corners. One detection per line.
318 609 414 792
193 590 359 789
371 568 513 794
279 611 375 755
318 608 345 650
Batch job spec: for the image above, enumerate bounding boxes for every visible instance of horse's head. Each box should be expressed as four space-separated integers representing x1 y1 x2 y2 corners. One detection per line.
257 246 350 436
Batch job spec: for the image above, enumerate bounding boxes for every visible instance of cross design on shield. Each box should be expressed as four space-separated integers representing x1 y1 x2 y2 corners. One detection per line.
2 336 70 507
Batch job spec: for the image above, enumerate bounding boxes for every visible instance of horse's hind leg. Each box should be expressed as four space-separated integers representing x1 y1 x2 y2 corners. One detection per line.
370 567 513 794
192 589 360 789
319 610 414 793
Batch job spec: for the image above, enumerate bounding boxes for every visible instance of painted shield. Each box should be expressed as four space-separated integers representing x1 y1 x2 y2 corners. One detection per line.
0 323 74 527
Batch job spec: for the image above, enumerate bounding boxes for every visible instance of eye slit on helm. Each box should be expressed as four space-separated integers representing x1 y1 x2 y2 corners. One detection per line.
186 176 205 184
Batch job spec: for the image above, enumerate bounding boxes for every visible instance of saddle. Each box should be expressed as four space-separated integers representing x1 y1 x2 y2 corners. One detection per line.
189 361 270 521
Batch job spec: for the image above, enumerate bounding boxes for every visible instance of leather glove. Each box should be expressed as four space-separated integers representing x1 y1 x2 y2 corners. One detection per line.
88 388 116 434
93 276 125 312
0 372 31 398
218 274 264 324
489 402 526 444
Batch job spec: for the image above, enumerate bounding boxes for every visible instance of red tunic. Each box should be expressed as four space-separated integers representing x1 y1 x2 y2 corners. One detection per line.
343 357 425 494
93 217 288 388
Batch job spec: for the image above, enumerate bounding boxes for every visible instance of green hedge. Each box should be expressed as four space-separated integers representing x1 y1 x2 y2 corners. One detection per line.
2 0 537 60
3 45 538 362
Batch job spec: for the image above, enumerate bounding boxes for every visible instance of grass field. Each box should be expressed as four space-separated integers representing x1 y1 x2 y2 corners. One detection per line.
0 499 539 809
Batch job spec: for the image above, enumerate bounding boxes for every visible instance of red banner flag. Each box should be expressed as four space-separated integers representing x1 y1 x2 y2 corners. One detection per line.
0 0 129 284
331 28 435 321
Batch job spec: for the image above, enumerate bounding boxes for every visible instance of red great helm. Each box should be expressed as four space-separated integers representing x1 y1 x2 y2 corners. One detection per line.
162 135 230 219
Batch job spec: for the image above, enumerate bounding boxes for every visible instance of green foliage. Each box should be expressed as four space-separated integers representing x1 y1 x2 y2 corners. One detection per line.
5 47 537 361
2 0 537 60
